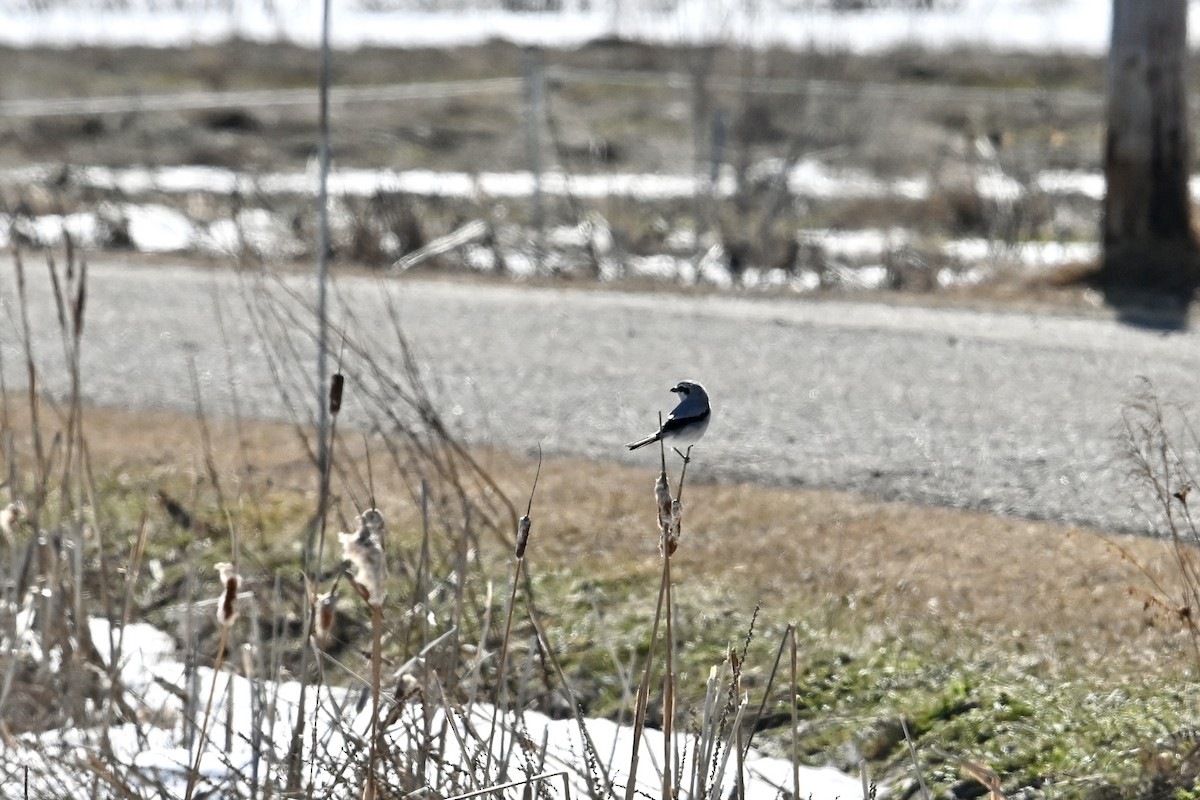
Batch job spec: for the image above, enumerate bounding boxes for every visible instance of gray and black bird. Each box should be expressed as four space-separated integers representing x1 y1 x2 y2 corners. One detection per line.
626 380 711 451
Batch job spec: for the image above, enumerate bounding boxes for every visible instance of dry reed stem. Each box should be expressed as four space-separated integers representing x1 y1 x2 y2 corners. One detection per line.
444 770 574 800
524 601 611 797
901 718 931 800
790 627 800 800
954 753 1008 800
661 548 675 800
366 602 383 800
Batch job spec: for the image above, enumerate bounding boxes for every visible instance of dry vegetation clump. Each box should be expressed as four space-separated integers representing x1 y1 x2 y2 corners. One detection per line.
4 237 1200 799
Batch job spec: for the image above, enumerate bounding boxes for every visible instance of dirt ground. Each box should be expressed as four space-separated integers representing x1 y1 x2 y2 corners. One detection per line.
5 397 1190 679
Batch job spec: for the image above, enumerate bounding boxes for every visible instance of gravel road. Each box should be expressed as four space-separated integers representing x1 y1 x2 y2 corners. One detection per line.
4 258 1198 535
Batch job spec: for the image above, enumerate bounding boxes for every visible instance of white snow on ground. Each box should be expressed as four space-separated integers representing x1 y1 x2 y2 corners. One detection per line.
1 161 931 204
0 0 1144 54
3 157 1168 209
0 159 1105 276
14 619 867 800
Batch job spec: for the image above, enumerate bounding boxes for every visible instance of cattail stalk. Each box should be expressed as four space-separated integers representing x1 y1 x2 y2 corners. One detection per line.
791 627 800 800
630 439 695 800
487 449 540 779
288 371 344 792
661 541 676 800
184 563 240 800
365 602 383 800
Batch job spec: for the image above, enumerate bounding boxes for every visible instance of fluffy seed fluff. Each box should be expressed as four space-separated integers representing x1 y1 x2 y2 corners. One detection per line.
359 507 387 543
340 509 387 607
655 472 673 535
0 501 24 545
214 562 241 628
665 498 683 555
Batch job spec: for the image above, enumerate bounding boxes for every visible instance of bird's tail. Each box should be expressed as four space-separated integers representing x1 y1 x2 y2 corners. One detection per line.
626 433 660 450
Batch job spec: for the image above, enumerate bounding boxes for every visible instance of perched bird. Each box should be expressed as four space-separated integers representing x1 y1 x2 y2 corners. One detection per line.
626 380 711 451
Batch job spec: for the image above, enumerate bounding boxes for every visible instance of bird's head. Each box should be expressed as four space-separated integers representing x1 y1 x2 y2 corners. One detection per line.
670 380 706 398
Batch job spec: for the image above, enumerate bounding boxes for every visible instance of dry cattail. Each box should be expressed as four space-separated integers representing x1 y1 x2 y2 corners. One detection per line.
0 501 24 544
665 498 683 555
214 562 241 628
655 471 673 534
359 507 387 543
314 590 339 649
340 509 387 607
329 373 345 415
515 514 532 559
72 263 87 335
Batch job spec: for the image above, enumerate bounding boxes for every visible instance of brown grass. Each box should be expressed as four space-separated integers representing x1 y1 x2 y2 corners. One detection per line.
3 395 1188 678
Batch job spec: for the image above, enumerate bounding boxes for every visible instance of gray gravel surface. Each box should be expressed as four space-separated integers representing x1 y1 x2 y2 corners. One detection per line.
3 258 1198 535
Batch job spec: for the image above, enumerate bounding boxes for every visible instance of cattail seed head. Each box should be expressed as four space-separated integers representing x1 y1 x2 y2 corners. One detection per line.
359 507 387 542
215 562 241 628
340 509 387 607
655 472 673 534
72 267 87 336
515 514 532 559
314 590 339 649
0 501 24 544
665 498 683 555
329 373 344 415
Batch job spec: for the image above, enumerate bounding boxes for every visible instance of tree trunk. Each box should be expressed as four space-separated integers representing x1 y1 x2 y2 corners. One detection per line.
1102 0 1198 300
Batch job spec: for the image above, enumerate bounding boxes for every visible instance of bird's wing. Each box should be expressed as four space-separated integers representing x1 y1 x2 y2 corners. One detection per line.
662 405 710 432
667 394 708 422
